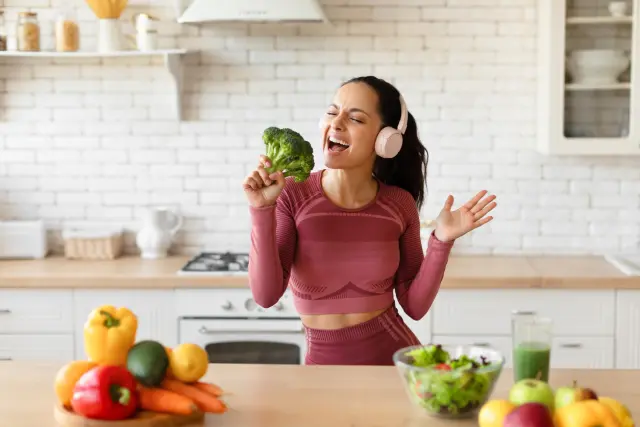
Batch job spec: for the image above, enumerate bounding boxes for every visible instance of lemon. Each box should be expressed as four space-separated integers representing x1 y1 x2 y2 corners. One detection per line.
169 343 209 383
599 397 634 427
478 399 517 427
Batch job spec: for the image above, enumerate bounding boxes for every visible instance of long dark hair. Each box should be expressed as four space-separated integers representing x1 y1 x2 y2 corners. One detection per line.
341 76 429 210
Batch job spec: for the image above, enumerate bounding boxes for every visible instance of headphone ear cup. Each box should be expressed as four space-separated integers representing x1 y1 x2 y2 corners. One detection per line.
375 127 403 159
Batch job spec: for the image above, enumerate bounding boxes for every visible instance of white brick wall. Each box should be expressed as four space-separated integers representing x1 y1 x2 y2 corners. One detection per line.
0 0 639 256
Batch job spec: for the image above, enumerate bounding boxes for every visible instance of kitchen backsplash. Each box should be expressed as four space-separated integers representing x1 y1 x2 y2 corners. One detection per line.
0 0 639 256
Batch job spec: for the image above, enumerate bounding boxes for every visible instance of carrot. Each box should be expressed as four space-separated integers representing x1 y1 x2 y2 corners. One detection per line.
161 379 228 414
138 386 199 416
193 381 224 397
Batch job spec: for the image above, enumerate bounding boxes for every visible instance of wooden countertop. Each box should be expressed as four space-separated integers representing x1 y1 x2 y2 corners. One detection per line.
1 362 638 427
0 254 638 289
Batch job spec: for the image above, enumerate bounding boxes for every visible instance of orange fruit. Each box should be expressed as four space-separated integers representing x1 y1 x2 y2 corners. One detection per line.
54 360 98 408
478 399 517 427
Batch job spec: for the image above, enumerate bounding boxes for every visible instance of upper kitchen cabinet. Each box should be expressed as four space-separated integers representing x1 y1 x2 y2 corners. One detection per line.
538 0 640 155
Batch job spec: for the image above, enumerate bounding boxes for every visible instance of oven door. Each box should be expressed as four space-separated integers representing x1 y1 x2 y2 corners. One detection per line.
179 318 306 365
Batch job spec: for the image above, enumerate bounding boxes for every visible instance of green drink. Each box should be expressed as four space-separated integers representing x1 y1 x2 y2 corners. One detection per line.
513 341 551 382
511 314 552 383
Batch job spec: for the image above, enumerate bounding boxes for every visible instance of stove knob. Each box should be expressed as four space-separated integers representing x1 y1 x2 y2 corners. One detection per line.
244 298 257 311
221 301 233 311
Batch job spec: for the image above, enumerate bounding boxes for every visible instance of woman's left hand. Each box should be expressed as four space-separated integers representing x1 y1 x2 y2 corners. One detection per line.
434 190 497 243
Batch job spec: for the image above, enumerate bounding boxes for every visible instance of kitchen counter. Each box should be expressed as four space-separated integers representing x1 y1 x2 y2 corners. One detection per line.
1 362 638 427
0 254 637 289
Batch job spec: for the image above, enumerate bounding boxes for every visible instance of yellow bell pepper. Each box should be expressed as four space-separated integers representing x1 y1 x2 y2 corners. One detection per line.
554 399 622 427
84 306 138 366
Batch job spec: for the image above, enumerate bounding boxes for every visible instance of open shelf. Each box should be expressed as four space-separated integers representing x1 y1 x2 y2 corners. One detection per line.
0 49 190 120
565 82 631 91
0 49 187 57
566 16 633 25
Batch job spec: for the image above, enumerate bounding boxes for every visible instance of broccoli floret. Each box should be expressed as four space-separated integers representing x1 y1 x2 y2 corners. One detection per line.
262 126 315 183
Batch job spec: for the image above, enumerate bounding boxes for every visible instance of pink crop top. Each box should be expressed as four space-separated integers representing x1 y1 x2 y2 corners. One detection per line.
247 170 455 320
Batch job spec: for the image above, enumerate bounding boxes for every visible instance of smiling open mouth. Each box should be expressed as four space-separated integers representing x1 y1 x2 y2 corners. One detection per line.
328 136 350 152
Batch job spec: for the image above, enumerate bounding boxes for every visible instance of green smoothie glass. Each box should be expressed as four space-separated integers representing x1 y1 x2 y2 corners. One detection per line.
511 313 552 383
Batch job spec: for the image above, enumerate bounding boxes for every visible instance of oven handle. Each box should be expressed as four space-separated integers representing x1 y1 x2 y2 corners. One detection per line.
197 320 305 334
199 326 305 334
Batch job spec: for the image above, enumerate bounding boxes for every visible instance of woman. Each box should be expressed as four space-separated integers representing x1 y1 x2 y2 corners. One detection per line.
242 76 496 366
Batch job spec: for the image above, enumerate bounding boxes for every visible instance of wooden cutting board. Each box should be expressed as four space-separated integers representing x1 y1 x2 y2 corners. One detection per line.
54 404 205 427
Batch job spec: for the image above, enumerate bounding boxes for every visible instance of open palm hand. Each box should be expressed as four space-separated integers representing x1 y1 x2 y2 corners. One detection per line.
434 190 497 242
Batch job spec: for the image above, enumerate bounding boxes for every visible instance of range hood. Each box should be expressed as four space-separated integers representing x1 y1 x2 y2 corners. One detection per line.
177 0 330 24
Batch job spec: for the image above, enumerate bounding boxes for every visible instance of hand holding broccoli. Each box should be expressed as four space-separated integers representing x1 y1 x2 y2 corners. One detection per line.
243 127 315 209
243 155 286 208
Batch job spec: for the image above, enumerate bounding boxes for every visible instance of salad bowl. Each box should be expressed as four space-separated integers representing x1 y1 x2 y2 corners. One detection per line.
393 344 505 418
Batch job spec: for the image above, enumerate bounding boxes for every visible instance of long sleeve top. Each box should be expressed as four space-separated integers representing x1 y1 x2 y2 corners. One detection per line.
247 170 455 321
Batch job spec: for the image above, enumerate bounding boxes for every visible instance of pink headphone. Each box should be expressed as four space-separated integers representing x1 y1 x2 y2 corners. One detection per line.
375 94 408 159
319 93 408 159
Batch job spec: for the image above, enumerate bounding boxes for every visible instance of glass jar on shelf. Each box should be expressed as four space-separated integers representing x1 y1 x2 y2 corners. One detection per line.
0 11 7 51
16 11 40 52
55 7 80 52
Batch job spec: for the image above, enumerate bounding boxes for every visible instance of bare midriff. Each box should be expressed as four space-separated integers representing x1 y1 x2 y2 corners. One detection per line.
300 306 390 330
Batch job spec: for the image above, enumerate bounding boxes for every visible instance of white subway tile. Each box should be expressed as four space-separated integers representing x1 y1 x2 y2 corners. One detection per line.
348 22 396 35
372 7 421 21
57 192 101 205
248 79 296 94
249 50 297 64
397 22 447 35
448 22 497 35
325 36 374 50
227 65 277 80
277 64 324 78
591 195 633 208
136 177 185 191
298 50 348 64
325 6 373 21
348 51 398 64
130 150 176 164
374 36 422 50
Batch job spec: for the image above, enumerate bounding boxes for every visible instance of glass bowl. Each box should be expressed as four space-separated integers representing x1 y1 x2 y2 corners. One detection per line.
393 344 505 419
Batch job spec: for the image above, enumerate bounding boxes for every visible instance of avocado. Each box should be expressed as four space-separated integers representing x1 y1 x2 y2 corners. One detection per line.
126 340 169 387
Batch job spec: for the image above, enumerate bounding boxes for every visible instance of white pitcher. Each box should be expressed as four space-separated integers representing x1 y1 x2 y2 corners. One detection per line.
136 207 183 259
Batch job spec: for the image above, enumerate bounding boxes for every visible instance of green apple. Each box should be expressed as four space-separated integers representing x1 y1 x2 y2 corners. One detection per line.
555 380 598 410
509 379 555 413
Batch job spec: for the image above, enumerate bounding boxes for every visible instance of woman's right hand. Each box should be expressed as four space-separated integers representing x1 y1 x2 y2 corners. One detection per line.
243 155 286 208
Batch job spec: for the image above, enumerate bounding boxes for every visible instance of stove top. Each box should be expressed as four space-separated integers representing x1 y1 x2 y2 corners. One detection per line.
178 252 249 276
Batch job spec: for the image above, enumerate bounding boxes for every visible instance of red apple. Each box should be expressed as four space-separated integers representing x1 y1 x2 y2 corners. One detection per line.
555 380 598 410
503 402 554 427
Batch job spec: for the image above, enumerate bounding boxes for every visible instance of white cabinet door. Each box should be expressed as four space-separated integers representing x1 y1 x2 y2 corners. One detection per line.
552 337 614 369
0 334 74 362
73 290 177 360
431 289 615 336
615 290 640 369
0 290 74 334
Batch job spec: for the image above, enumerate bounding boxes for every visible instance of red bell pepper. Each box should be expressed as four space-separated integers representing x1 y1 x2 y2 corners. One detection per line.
71 365 138 421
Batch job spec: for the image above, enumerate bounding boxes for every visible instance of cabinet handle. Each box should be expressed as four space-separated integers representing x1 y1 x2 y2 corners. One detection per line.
472 342 491 347
0 309 11 315
0 357 11 361
559 343 583 349
512 310 536 316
